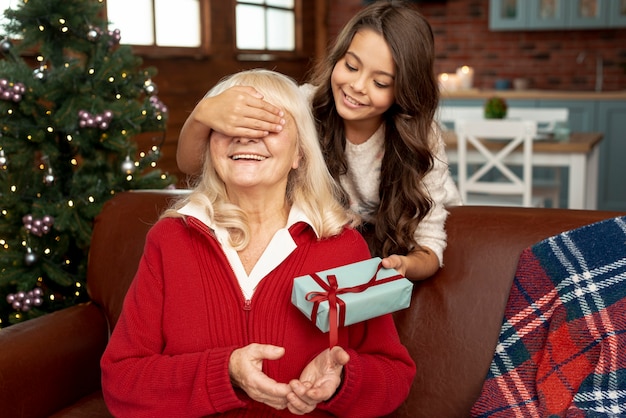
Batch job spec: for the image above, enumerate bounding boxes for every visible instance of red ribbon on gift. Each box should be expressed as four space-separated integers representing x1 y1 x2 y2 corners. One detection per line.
305 261 403 347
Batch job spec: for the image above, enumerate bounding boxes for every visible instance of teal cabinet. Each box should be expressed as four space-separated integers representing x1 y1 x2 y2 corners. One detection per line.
529 0 567 29
489 0 528 30
568 0 610 28
596 101 626 211
490 0 622 29
609 0 626 27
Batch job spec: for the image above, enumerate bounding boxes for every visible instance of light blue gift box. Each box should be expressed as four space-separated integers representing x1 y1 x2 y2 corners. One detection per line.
291 257 413 333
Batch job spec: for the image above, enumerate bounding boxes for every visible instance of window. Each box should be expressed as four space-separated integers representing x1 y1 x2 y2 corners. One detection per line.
236 0 295 51
0 1 300 57
106 0 204 53
0 0 18 36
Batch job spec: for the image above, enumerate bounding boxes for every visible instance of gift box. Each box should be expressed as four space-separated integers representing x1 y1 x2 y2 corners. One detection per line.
291 257 413 346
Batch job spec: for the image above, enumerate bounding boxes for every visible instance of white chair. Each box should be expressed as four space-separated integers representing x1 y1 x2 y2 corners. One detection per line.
506 107 569 207
455 119 543 208
439 105 568 207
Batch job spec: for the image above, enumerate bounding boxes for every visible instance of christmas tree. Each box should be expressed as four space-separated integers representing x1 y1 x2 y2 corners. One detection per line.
0 0 174 328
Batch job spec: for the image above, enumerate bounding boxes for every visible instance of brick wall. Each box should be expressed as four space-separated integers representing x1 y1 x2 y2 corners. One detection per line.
327 0 626 91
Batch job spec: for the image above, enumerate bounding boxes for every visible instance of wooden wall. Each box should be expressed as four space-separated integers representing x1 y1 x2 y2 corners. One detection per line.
327 0 626 92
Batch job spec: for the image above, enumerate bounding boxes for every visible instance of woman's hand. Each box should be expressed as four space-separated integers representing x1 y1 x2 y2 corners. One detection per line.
228 343 292 410
286 346 350 415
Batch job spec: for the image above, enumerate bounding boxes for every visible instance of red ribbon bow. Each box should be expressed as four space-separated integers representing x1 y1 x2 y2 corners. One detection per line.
305 261 403 347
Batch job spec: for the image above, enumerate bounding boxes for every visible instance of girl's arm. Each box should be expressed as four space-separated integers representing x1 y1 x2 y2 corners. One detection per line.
382 125 460 281
381 247 439 282
177 86 285 175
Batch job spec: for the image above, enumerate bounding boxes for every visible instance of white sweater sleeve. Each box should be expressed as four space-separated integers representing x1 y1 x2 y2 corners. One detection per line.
414 124 463 266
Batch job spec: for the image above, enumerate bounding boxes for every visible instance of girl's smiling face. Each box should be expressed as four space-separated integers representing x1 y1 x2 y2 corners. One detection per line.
331 28 396 135
209 114 300 195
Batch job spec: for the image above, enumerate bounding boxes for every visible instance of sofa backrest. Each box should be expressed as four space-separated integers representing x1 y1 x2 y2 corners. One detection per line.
87 190 189 332
86 191 624 416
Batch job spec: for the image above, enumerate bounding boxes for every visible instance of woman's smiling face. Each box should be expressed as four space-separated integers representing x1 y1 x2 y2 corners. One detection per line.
209 114 300 195
330 28 396 129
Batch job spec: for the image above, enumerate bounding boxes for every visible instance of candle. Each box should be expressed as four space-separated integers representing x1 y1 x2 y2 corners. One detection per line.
456 66 474 90
438 73 459 92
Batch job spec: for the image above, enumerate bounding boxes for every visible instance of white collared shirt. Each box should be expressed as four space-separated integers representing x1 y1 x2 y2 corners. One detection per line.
178 202 318 300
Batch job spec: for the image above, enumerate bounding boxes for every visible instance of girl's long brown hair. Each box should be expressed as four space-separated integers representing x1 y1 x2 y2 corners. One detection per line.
309 1 438 257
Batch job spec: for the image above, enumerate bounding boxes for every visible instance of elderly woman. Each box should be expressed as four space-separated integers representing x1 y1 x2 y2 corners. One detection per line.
100 69 415 417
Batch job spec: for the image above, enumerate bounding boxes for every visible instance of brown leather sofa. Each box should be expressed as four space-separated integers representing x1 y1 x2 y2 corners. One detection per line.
1 189 623 418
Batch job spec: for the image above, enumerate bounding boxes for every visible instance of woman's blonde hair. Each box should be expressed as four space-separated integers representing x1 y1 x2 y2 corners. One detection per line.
164 69 358 249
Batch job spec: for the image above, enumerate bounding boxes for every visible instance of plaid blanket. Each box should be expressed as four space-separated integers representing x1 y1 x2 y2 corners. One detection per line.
471 216 626 417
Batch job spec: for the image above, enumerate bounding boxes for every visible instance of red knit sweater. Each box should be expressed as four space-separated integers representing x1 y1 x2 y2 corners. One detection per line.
101 217 415 417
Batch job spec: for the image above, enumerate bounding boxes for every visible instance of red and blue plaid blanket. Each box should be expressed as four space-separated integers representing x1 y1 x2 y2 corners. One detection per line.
471 216 626 417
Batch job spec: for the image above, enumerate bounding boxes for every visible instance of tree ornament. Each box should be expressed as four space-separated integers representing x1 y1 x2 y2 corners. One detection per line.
44 167 55 184
143 79 158 95
87 26 101 42
24 247 37 266
33 66 48 81
23 214 55 236
0 149 7 168
78 109 113 129
0 38 12 53
6 287 44 312
0 79 26 102
149 96 168 114
121 155 136 174
108 28 121 47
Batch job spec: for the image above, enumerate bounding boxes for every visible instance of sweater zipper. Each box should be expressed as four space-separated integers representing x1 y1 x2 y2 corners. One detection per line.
189 217 253 312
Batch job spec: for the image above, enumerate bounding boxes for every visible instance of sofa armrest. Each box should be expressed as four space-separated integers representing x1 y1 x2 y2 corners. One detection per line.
0 302 109 417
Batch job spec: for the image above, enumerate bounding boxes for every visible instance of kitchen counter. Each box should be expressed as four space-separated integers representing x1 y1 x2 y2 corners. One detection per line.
442 89 626 101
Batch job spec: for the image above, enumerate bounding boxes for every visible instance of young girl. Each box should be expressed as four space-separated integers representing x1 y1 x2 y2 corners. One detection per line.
177 1 461 282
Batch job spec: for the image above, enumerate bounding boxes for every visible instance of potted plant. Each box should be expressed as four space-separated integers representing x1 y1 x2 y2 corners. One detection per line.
484 97 508 119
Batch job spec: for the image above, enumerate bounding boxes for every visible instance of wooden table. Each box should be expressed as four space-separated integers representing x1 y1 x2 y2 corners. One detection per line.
443 131 604 210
